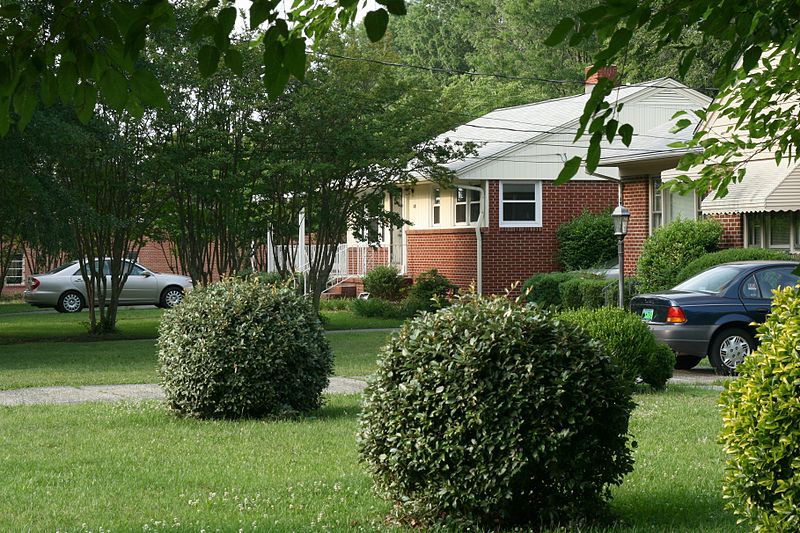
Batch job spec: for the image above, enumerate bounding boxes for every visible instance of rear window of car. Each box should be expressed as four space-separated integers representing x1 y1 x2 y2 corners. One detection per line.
673 266 742 294
46 262 78 275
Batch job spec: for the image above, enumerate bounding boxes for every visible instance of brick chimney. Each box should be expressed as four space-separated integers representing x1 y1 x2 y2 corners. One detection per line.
584 66 618 94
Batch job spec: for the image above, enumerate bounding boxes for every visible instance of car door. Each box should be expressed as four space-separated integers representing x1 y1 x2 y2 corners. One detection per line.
119 262 158 303
740 266 800 324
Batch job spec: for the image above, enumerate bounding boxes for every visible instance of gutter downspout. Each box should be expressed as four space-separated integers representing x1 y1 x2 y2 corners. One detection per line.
458 183 484 295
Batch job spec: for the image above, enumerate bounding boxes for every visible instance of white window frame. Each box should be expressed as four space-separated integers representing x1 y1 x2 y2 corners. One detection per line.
499 181 542 228
767 212 791 249
432 187 441 226
455 187 480 225
4 252 24 285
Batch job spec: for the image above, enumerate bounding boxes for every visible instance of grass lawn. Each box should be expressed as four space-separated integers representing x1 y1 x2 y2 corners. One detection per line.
0 301 35 315
0 331 391 390
0 307 400 344
0 387 740 532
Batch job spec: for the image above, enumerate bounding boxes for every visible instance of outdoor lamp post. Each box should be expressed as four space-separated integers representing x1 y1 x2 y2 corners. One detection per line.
612 204 630 308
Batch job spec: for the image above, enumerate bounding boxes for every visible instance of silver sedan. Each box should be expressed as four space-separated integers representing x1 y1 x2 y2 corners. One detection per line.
23 260 194 313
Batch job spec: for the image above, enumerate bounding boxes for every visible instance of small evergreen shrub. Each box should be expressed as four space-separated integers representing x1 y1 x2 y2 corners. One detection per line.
362 265 404 301
675 248 792 284
720 284 800 530
522 272 582 307
406 269 457 312
157 277 332 419
557 210 617 270
559 277 612 309
636 218 723 293
606 276 641 309
559 306 673 389
359 295 635 529
318 298 354 312
352 297 412 319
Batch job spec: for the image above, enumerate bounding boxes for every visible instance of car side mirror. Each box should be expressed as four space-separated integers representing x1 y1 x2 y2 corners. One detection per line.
143 272 152 278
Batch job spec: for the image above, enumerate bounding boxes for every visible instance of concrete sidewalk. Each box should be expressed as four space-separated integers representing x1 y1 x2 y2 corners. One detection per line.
0 377 367 407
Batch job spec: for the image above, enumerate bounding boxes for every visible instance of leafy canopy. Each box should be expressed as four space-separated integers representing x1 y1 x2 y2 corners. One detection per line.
546 0 800 196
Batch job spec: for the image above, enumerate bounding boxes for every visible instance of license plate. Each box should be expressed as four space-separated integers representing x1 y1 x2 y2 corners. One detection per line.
641 308 654 321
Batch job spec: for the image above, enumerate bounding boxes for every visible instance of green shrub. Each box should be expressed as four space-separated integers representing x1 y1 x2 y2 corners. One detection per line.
359 295 635 529
406 269 457 312
362 265 404 301
557 210 617 270
157 277 332 419
606 276 641 309
318 297 354 312
636 218 723 293
720 284 800 530
559 277 612 309
559 306 673 389
675 248 792 284
522 272 582 307
352 297 412 319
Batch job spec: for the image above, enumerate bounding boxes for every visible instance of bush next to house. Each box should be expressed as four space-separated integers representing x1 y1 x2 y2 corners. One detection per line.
636 218 723 293
559 306 673 389
556 210 617 270
720 284 800 530
157 276 332 419
606 276 641 309
362 265 404 301
522 272 582 308
352 297 411 319
675 248 793 284
406 268 457 312
358 295 635 529
559 277 612 309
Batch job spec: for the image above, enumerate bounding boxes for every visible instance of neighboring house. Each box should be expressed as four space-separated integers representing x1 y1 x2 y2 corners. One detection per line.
360 71 712 295
600 90 800 275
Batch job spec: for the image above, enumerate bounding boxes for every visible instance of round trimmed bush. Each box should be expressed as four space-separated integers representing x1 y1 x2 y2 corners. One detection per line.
559 307 673 389
675 248 792 284
522 271 582 307
720 284 800 530
556 210 617 270
157 277 332 419
362 265 404 301
406 268 457 312
358 296 635 529
636 218 723 293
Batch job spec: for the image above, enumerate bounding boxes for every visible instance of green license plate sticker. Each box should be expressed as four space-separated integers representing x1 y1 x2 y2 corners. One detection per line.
642 308 654 321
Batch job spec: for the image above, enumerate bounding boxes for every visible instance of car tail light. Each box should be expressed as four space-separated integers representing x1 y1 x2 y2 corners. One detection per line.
29 277 40 290
666 306 687 323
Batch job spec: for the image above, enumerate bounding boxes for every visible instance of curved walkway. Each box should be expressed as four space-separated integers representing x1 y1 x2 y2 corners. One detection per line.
0 377 367 407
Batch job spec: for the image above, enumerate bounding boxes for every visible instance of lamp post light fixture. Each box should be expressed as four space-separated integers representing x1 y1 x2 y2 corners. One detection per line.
611 204 630 308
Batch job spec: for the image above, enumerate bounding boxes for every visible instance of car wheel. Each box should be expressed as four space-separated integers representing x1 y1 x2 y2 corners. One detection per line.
674 355 703 370
709 328 755 375
57 291 85 313
160 286 184 308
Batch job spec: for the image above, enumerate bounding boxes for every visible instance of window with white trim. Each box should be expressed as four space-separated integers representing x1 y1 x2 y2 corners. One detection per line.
499 181 542 227
455 187 480 224
651 178 663 229
748 215 763 247
432 188 441 225
4 253 24 285
745 212 800 251
650 177 702 233
769 212 791 248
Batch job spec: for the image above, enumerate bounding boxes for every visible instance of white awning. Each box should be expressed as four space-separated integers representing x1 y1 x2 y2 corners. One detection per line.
662 158 800 214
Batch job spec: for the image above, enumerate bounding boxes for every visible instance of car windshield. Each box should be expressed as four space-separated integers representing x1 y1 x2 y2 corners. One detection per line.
673 266 742 294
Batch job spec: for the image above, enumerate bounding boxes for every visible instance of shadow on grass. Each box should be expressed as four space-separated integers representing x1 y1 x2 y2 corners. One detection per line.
611 489 741 532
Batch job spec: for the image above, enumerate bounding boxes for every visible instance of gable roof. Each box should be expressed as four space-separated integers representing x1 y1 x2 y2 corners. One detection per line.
438 78 707 175
598 114 702 166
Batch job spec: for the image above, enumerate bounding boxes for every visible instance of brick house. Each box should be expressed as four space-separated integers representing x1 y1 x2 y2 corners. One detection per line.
378 75 712 295
599 105 800 276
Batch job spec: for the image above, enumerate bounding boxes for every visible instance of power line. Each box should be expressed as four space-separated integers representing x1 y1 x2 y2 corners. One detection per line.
314 51 720 94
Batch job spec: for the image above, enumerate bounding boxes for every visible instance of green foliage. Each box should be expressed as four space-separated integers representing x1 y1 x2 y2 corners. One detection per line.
559 306 673 389
559 277 611 309
636 218 723 293
406 269 457 312
157 277 332 419
352 297 412 320
318 298 354 312
606 276 641 309
720 285 800 530
362 265 404 301
675 248 793 284
522 272 582 308
557 211 617 270
358 295 635 529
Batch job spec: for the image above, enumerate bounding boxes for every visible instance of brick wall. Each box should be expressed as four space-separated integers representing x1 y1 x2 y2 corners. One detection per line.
711 213 744 248
481 180 617 295
137 241 183 274
621 177 649 275
406 228 478 289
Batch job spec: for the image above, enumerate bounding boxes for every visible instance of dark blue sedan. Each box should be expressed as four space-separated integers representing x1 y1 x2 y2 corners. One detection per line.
630 261 799 375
